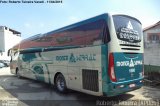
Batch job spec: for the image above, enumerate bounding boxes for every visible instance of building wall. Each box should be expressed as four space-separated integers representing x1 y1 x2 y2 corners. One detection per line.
144 43 160 66
0 26 21 60
144 24 160 43
144 24 160 66
0 27 5 52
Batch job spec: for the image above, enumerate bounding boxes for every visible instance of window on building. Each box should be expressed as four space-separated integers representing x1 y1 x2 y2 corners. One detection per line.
148 34 160 43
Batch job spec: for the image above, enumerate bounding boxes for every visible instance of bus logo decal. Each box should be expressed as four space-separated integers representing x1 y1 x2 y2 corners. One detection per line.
129 59 134 67
127 21 133 30
69 53 76 63
56 53 96 63
116 59 142 67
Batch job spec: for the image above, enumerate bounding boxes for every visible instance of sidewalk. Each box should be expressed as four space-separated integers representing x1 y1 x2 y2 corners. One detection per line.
0 67 12 76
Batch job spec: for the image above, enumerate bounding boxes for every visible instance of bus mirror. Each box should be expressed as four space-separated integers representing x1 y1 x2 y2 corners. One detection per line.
8 49 11 56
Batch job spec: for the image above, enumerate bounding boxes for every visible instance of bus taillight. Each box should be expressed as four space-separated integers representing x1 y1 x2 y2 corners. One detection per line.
108 53 117 82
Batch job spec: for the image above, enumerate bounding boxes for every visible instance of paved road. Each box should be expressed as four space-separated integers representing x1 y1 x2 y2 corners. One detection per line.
0 68 160 106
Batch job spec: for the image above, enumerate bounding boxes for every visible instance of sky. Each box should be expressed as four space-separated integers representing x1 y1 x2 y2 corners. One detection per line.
0 0 160 39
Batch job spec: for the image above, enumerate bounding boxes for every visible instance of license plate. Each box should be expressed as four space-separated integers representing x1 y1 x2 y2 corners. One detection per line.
129 84 135 88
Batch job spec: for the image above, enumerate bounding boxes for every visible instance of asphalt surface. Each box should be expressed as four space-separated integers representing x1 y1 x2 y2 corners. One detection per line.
0 67 160 106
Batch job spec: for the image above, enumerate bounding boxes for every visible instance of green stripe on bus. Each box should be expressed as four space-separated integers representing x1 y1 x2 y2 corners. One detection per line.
101 44 109 93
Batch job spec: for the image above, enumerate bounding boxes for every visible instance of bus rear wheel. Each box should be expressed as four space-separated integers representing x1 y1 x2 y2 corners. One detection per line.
55 74 67 93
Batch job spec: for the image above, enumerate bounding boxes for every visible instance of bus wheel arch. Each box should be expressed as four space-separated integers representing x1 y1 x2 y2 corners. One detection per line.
54 72 67 93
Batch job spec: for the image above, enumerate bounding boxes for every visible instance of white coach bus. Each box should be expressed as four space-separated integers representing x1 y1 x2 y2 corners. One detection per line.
9 13 144 96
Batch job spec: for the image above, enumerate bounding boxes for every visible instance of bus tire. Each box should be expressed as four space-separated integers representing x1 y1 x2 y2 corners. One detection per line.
16 68 21 79
55 74 67 93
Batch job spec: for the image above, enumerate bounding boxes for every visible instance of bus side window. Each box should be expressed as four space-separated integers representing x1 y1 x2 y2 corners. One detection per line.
22 55 25 61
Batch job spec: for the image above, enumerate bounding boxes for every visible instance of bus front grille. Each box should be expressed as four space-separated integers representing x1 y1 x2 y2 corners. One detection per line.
82 69 99 92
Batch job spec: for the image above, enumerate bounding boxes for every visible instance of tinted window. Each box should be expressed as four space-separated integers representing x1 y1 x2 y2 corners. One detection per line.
113 15 142 43
54 19 107 46
21 53 36 62
19 19 109 49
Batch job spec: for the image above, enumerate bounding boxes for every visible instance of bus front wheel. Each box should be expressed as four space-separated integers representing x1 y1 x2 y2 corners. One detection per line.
55 74 67 93
16 68 21 79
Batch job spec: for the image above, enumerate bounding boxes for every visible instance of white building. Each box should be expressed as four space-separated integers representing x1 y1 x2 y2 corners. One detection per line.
144 21 160 47
0 26 21 61
143 21 160 66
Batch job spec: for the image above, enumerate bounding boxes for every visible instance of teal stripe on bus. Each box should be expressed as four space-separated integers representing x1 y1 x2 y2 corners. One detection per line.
101 44 109 94
20 46 80 54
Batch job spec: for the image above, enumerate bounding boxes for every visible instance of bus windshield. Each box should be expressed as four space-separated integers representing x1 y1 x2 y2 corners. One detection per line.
113 15 142 43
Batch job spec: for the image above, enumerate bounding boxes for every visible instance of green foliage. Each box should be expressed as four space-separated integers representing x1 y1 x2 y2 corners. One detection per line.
144 65 160 72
